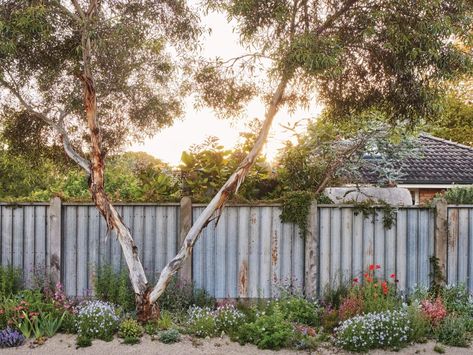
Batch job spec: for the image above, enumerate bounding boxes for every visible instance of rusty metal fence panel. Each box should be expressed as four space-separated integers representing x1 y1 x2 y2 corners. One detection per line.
4 201 473 299
316 206 435 295
61 204 180 297
192 205 305 298
446 207 473 290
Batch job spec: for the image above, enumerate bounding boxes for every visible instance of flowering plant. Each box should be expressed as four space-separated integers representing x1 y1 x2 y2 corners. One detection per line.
338 295 364 321
0 327 25 348
421 298 447 325
348 264 400 314
187 306 218 337
335 310 412 352
75 300 119 341
215 304 245 333
187 304 245 337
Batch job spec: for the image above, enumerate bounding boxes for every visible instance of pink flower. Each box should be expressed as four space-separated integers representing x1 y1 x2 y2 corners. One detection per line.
369 264 375 271
421 298 447 325
375 264 381 269
353 277 359 283
390 273 396 278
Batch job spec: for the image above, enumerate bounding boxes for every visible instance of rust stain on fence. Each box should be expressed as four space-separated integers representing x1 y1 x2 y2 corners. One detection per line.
239 260 248 297
271 230 278 266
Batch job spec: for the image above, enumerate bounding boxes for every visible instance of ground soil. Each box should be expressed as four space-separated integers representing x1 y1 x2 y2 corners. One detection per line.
0 334 472 354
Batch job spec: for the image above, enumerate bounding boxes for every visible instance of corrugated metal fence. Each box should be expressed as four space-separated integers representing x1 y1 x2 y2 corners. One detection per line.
61 204 180 296
316 207 434 295
1 200 471 298
192 205 304 299
446 207 473 289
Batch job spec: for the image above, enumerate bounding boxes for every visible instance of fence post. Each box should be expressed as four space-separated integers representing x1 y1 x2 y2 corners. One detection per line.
305 201 318 299
434 198 448 285
48 197 62 285
178 196 193 284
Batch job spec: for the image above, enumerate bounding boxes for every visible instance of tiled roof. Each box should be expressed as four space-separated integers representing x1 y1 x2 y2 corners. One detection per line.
377 134 473 185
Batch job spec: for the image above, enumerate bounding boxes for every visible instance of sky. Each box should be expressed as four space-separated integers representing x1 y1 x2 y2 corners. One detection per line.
129 8 322 166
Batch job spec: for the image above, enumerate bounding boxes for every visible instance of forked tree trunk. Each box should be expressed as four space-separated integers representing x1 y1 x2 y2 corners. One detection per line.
149 76 289 303
79 25 155 321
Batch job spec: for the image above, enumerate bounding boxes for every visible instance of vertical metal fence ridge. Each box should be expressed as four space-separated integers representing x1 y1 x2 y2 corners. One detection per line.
2 200 473 298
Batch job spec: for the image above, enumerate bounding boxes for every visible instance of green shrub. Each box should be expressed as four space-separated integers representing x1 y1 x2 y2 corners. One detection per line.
159 278 215 317
187 306 218 337
215 304 245 334
59 311 77 334
0 266 22 298
322 281 350 309
406 303 431 343
157 310 174 330
435 315 471 347
293 335 319 351
335 310 411 352
233 306 294 350
442 187 473 204
277 295 321 326
94 265 134 312
439 284 473 316
321 307 339 333
75 300 119 341
118 319 143 339
123 336 140 345
159 329 181 344
76 335 92 348
144 321 158 335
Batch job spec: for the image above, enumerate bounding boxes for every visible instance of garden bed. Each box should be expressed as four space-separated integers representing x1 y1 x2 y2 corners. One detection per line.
2 263 473 354
0 334 469 354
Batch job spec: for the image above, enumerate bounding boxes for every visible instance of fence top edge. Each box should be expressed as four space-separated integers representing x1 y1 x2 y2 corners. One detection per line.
3 202 473 209
446 205 473 208
61 202 181 206
0 202 50 206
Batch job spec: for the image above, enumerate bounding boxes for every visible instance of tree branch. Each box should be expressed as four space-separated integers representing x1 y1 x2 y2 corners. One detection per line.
0 78 91 174
70 0 86 20
315 0 359 36
52 1 82 23
150 74 290 303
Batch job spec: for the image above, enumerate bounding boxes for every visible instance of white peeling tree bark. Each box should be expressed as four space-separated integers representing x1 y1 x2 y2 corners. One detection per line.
150 76 289 303
77 3 152 321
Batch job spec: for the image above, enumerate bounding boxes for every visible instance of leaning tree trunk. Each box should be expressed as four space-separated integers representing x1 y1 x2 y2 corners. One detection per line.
150 76 289 303
79 25 155 321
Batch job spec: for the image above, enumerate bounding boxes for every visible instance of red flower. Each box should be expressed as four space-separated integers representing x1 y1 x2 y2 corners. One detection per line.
369 264 375 271
353 277 359 283
375 264 381 269
381 281 388 295
365 276 373 283
390 273 396 278
364 273 369 278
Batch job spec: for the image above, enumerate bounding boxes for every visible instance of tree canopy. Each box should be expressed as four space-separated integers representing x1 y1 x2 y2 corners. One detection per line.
0 0 200 153
200 0 473 123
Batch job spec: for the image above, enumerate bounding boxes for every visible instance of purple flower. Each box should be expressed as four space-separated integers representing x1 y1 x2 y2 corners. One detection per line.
0 328 25 348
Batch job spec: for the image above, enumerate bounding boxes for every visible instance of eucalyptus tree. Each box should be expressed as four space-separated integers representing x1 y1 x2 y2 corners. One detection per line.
1 0 472 318
151 0 473 301
0 0 200 319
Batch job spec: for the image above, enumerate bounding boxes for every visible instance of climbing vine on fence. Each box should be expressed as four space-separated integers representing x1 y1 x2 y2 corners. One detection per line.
280 191 313 238
279 191 332 238
352 200 397 230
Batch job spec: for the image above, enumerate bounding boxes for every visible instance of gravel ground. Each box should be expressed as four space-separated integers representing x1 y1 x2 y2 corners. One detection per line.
0 334 472 354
